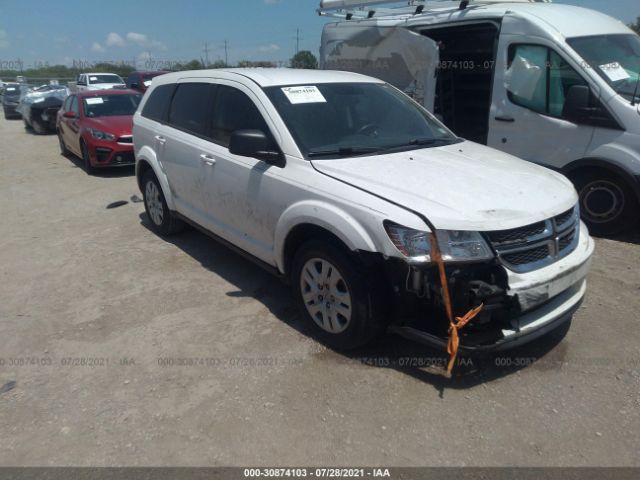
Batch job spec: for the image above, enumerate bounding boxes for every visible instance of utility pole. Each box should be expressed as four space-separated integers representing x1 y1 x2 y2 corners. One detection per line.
295 28 301 54
222 40 229 66
203 41 211 67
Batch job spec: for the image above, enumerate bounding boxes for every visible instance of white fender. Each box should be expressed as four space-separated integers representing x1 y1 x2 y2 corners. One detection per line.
274 200 379 273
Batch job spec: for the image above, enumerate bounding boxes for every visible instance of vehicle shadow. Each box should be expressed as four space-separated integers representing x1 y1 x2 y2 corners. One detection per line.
138 213 572 392
609 228 640 246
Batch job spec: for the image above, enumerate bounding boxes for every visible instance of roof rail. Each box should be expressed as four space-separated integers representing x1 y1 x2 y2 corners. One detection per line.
318 0 551 19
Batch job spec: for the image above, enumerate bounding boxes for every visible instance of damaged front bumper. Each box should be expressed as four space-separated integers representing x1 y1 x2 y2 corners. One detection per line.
386 222 594 353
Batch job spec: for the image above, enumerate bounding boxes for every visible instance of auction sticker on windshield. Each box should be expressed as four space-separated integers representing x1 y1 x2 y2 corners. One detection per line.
599 62 630 82
85 97 104 105
281 86 326 104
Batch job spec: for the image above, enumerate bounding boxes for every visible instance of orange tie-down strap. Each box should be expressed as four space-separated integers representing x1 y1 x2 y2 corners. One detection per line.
430 235 484 376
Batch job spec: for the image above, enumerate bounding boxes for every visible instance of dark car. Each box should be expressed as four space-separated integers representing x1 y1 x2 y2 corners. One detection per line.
3 83 32 119
18 84 69 134
125 71 168 93
56 89 142 174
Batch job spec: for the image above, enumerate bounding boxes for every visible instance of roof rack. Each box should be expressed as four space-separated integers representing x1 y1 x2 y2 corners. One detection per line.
318 0 551 19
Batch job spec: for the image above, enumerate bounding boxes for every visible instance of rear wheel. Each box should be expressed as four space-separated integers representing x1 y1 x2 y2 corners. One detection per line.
572 170 638 236
141 170 185 236
80 140 94 175
291 240 387 350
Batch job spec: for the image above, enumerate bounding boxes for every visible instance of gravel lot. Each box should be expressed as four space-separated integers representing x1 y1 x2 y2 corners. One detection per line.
0 115 639 467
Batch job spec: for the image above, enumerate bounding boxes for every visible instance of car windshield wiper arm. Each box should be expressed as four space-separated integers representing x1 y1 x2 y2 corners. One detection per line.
381 137 457 152
307 146 382 158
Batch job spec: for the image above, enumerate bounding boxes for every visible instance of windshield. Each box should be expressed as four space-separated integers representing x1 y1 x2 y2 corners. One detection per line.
83 94 141 117
264 83 458 158
89 74 123 85
567 34 640 101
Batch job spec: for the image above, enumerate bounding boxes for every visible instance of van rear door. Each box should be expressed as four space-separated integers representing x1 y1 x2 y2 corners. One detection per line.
321 23 439 111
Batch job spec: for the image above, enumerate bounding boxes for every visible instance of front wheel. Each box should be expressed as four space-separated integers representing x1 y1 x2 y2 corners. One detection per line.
80 141 95 175
141 170 185 236
291 240 387 350
572 170 638 236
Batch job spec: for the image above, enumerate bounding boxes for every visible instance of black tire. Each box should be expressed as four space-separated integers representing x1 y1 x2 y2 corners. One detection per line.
571 170 638 236
141 170 185 236
58 131 69 156
80 140 95 175
291 240 388 350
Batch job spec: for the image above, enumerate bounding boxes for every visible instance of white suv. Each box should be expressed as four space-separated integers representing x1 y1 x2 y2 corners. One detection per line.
76 73 126 92
133 69 594 353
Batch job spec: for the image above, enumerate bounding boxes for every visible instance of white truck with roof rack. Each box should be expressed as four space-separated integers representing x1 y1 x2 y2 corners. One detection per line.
319 0 640 235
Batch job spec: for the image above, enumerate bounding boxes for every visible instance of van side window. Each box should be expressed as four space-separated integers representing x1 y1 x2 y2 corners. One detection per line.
168 83 210 136
142 84 175 123
507 45 587 119
210 85 270 148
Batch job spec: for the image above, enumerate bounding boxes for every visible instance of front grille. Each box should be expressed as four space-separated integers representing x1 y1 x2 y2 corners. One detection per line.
486 206 580 273
487 221 547 246
502 245 551 266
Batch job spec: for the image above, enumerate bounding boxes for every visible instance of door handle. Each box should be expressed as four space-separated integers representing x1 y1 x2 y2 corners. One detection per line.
200 154 216 166
494 116 515 123
155 135 166 144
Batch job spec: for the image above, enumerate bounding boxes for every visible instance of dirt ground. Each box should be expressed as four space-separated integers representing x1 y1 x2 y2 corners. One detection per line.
0 116 639 467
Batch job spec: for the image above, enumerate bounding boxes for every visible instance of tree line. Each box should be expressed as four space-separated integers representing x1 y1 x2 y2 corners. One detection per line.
0 51 318 82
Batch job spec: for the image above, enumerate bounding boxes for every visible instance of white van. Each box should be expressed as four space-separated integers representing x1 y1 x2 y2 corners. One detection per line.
133 68 593 356
319 0 640 235
76 73 126 92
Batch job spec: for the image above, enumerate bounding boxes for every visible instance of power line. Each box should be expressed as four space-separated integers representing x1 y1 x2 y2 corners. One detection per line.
294 28 302 54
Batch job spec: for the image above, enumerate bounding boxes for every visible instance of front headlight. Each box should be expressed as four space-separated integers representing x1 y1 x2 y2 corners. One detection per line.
89 128 116 141
384 222 494 263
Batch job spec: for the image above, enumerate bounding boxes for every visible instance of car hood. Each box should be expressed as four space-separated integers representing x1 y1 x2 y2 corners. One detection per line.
84 115 133 137
87 83 126 90
311 141 577 231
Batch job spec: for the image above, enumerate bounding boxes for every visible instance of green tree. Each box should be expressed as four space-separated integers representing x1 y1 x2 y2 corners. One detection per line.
629 17 640 34
290 50 318 70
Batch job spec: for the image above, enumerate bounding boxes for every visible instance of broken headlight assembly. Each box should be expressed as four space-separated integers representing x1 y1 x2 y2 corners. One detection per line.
384 221 494 263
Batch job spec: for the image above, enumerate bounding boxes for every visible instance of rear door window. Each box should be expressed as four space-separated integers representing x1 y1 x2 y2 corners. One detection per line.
141 84 175 123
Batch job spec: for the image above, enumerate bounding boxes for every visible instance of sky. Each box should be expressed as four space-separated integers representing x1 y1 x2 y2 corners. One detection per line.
0 0 637 70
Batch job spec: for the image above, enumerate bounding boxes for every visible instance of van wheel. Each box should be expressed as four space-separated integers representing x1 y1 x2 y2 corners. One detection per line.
572 170 638 236
80 141 95 175
142 170 185 236
291 240 386 350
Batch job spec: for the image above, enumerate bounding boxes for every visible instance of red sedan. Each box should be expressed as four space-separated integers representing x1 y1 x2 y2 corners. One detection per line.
56 89 142 174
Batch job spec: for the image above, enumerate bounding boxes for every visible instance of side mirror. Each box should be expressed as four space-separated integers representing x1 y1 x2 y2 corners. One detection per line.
63 111 77 119
229 130 284 166
563 85 590 121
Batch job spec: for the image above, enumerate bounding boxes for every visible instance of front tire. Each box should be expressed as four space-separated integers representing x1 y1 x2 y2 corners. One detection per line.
572 170 638 236
141 170 184 236
80 140 95 175
291 240 387 350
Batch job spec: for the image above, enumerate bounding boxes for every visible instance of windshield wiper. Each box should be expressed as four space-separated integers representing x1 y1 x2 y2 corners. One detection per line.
382 137 458 152
307 146 382 158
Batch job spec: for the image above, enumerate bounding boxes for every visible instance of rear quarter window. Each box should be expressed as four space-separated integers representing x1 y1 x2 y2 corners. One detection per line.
141 84 175 123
